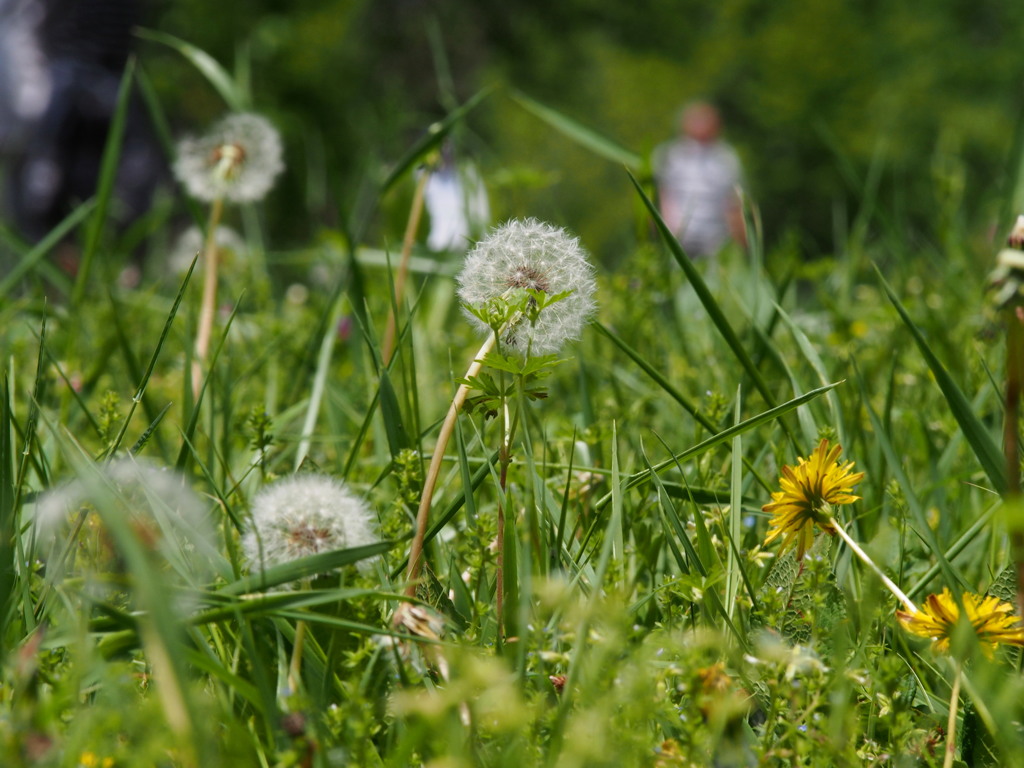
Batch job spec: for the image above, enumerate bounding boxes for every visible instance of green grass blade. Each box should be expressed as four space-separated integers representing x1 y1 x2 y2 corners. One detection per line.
877 266 1006 493
135 29 248 111
295 292 346 471
176 297 240 471
854 365 967 596
0 200 95 298
511 91 642 168
378 367 411 457
380 86 494 194
128 402 173 456
596 380 841 508
73 57 135 305
629 173 788 424
389 450 499 578
595 321 715 431
725 390 742 617
109 256 196 457
219 541 396 595
0 375 15 651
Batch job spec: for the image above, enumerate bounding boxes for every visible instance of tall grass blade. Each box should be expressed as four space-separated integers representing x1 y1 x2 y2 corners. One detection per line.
74 57 136 305
135 29 248 111
629 173 790 430
0 201 95 298
597 380 840 508
110 256 196 457
0 375 15 652
512 92 642 168
877 266 1006 493
380 86 493 194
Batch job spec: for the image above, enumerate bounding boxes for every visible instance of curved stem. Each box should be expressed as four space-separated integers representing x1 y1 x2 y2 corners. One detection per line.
192 197 226 395
831 520 917 614
401 332 498 603
382 171 430 365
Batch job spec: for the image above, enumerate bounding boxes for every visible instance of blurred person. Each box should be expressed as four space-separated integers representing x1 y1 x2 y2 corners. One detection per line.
654 101 745 258
423 140 489 252
0 0 162 266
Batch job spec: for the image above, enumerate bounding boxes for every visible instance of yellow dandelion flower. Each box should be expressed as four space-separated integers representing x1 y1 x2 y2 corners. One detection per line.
762 439 865 560
896 588 1024 657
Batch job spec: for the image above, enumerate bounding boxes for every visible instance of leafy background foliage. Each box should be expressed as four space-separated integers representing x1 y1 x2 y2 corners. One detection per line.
2 1 1024 766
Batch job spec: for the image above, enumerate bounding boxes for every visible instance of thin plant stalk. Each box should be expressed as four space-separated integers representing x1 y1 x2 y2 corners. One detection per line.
944 663 962 768
1005 311 1024 614
494 366 526 642
382 171 430 365
831 520 917 613
191 197 225 395
495 398 512 641
401 331 497 603
288 619 308 694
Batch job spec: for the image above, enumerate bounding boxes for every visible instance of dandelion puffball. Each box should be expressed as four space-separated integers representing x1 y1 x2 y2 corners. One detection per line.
33 458 216 606
457 218 597 356
242 474 377 581
173 113 283 203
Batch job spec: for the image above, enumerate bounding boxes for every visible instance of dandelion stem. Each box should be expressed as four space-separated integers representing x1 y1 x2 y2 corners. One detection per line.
831 520 917 613
382 170 430 365
401 331 498 603
944 663 962 768
192 196 225 395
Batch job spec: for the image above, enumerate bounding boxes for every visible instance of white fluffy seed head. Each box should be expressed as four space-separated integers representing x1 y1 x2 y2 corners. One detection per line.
242 474 377 584
173 113 284 203
456 218 597 355
33 458 216 609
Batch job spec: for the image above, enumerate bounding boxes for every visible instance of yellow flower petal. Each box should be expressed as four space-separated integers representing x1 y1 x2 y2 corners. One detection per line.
762 439 863 560
896 588 1024 657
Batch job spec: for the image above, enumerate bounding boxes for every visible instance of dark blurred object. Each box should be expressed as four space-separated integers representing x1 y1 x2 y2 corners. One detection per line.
0 0 163 243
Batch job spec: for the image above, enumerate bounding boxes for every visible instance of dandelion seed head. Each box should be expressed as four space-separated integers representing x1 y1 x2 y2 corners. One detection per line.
173 113 283 203
457 218 597 355
33 458 215 608
242 474 376 585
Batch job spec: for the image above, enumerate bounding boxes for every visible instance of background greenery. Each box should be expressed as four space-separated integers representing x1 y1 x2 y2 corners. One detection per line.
2 2 1024 766
144 0 1024 259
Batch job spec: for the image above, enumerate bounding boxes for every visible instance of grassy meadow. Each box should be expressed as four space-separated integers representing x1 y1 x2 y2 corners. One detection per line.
3 33 1024 768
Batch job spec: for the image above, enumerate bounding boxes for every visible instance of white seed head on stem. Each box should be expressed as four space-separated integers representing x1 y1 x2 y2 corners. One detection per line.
242 474 377 586
173 113 284 203
457 218 597 355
